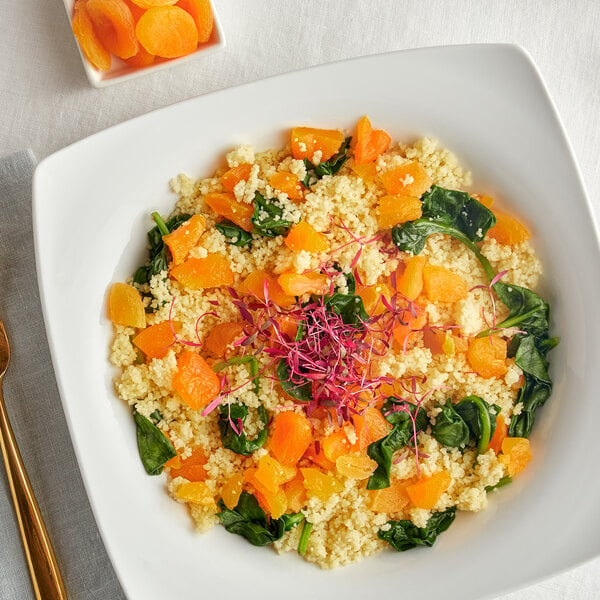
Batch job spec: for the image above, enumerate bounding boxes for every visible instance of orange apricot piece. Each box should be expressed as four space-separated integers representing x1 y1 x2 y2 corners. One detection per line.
353 116 391 165
255 455 296 493
239 270 295 307
269 172 304 201
108 282 146 328
175 481 216 507
487 210 530 246
162 214 206 265
72 0 112 71
169 445 207 481
177 0 214 43
357 282 393 316
123 0 147 20
300 468 344 501
336 454 377 480
303 441 336 472
488 414 508 455
406 471 452 510
204 321 244 357
500 437 531 476
254 488 288 519
291 127 344 163
352 407 391 450
474 194 494 209
172 351 220 409
221 472 244 510
321 429 352 463
380 161 432 197
135 5 198 58
369 479 411 513
467 336 508 379
351 162 378 184
283 475 307 512
422 264 468 303
170 254 233 289
86 0 139 59
123 45 156 66
131 0 177 7
396 255 427 301
277 271 329 297
132 320 180 359
205 192 254 232
269 412 312 466
377 194 422 229
221 164 253 192
285 222 328 253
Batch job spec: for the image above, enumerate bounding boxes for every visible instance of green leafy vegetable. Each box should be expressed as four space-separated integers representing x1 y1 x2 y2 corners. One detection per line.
134 212 192 285
276 360 312 402
485 475 512 492
378 507 456 552
491 282 558 437
149 409 163 423
215 220 253 247
367 398 429 490
331 262 356 294
251 192 294 237
218 403 269 455
431 399 470 448
324 293 369 326
217 492 303 546
301 137 352 187
133 410 176 476
297 519 313 556
454 395 499 454
392 186 496 279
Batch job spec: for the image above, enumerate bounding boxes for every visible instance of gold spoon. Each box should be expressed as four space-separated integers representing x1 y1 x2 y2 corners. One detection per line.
0 318 68 599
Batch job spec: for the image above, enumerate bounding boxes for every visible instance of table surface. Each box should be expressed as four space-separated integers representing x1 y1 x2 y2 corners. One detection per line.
2 1 600 598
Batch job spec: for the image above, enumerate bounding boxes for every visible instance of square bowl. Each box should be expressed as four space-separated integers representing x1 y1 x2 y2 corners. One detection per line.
33 44 600 600
64 0 226 87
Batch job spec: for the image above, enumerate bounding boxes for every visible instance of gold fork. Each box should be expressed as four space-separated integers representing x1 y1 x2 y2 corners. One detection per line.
0 318 68 599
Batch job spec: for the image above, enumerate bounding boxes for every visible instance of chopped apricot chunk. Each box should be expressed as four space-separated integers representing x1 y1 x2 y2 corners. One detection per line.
72 1 112 71
500 437 531 476
170 254 234 289
353 116 391 165
378 194 422 229
175 481 216 508
162 214 206 265
172 351 220 409
269 172 304 201
396 255 427 301
321 429 352 462
123 44 156 66
380 161 432 197
221 472 243 510
303 442 336 472
488 414 508 455
176 0 214 43
285 221 328 253
239 270 295 307
352 407 391 450
300 468 344 501
488 210 530 246
422 264 468 303
291 127 344 162
406 471 451 509
269 412 312 465
108 282 146 328
204 321 244 357
205 192 254 232
132 320 180 359
131 0 177 6
357 283 393 316
351 162 378 184
467 336 508 379
254 488 288 519
369 479 411 513
169 446 207 481
221 164 253 192
255 455 296 492
136 6 198 58
336 454 377 480
283 475 307 512
86 0 139 59
277 271 329 297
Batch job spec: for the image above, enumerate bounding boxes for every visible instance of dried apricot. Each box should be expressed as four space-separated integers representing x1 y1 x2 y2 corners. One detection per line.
300 468 344 501
467 336 508 379
172 351 220 409
132 320 180 359
177 0 214 43
284 222 328 253
277 271 329 297
380 161 432 197
205 192 254 232
291 127 344 162
353 116 391 165
396 255 427 301
86 0 139 59
269 412 312 465
500 437 531 476
162 214 206 265
269 172 304 201
369 479 411 513
170 254 234 289
221 164 253 192
487 210 530 246
221 473 244 510
72 0 112 71
422 264 468 303
169 446 207 481
377 194 422 229
204 321 244 357
239 270 295 307
406 471 451 510
336 454 377 480
136 6 198 58
107 282 146 328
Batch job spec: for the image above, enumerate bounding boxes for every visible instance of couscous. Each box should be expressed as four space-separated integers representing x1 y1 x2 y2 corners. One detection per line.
108 117 557 568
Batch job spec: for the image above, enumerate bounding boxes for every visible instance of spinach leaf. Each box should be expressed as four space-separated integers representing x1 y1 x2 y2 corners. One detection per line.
392 186 496 279
133 410 176 475
485 475 512 492
366 398 429 490
301 137 351 188
276 360 312 402
215 220 253 247
251 192 294 237
324 293 369 326
218 403 269 456
431 399 470 448
134 212 192 285
454 396 499 454
378 507 456 552
149 409 163 423
217 492 302 546
492 282 559 438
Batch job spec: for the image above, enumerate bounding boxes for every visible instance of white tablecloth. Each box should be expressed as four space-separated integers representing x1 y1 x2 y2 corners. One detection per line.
2 1 599 598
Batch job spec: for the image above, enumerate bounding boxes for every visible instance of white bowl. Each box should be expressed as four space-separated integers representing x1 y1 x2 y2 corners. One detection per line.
33 45 600 600
63 0 226 87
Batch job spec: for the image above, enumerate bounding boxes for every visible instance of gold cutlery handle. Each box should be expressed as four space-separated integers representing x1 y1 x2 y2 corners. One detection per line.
0 384 68 600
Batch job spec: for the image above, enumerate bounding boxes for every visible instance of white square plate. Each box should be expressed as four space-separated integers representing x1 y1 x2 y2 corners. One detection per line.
33 45 600 600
